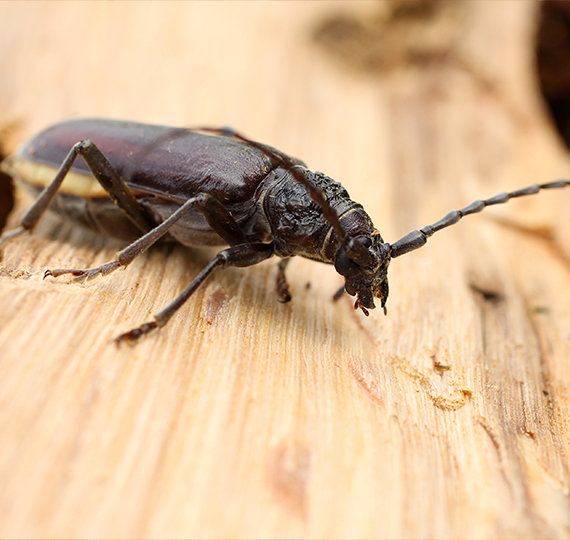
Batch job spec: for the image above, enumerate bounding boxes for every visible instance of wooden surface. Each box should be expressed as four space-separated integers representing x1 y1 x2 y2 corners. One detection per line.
1 2 570 538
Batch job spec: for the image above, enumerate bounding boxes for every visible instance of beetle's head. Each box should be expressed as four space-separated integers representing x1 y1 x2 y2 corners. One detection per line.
334 233 391 315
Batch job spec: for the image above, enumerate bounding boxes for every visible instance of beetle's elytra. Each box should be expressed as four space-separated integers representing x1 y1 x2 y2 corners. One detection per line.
0 118 568 343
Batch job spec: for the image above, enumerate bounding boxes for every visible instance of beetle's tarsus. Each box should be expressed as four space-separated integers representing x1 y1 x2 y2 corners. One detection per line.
114 320 159 345
44 268 71 279
275 258 292 303
276 273 292 303
44 260 121 281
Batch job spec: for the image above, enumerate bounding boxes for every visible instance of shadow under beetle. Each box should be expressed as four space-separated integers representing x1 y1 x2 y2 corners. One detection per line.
1 118 568 342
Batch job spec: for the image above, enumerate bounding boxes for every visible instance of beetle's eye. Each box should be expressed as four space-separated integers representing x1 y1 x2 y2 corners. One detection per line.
335 248 361 278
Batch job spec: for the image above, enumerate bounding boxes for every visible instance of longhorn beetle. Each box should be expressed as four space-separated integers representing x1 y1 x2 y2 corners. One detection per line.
0 118 568 343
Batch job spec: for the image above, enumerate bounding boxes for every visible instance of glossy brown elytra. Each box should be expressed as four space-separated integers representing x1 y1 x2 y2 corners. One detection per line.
1 118 568 342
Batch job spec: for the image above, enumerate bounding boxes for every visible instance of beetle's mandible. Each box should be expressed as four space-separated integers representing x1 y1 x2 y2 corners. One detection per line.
0 118 568 342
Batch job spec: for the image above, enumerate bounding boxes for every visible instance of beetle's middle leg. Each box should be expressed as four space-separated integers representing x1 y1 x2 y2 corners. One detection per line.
44 192 249 281
115 242 275 343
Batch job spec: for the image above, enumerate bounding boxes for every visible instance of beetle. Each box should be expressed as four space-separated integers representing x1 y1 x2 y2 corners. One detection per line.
0 118 568 342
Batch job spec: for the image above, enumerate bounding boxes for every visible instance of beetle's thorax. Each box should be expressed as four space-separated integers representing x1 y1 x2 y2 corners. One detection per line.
262 168 360 259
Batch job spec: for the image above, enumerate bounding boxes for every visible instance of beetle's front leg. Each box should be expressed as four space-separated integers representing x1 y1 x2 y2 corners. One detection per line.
115 242 275 343
276 258 292 303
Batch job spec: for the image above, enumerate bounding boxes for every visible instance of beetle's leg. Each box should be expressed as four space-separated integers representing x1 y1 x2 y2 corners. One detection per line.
44 193 229 280
332 286 345 302
115 242 275 343
44 192 249 281
276 258 292 303
0 140 153 248
191 193 248 246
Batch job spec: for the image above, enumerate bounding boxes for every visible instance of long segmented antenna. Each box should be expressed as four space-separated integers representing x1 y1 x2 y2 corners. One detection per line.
390 180 570 258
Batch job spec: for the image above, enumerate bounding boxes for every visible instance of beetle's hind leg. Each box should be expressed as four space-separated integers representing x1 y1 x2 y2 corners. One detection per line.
115 242 275 343
0 140 153 249
44 192 250 282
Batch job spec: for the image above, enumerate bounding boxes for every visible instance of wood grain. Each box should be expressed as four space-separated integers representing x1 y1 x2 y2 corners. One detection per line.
1 2 570 538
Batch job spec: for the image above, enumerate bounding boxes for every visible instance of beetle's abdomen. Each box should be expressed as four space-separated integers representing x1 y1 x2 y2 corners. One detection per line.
4 153 108 198
16 180 146 241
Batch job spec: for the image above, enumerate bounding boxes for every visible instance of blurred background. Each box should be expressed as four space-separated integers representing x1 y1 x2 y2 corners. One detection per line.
1 1 569 244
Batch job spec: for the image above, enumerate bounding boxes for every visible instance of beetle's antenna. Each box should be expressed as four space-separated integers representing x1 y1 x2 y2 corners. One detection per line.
390 180 570 258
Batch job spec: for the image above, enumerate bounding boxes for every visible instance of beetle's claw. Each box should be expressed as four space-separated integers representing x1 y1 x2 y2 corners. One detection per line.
45 268 79 279
276 277 292 303
44 268 90 281
277 287 292 303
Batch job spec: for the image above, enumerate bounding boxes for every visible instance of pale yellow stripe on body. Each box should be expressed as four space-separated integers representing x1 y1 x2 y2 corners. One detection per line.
2 155 108 198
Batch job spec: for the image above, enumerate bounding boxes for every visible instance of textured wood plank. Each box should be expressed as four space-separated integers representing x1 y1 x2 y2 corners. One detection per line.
1 2 570 538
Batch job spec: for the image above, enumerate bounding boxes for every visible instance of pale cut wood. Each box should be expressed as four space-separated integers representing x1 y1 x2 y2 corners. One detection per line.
0 2 570 538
